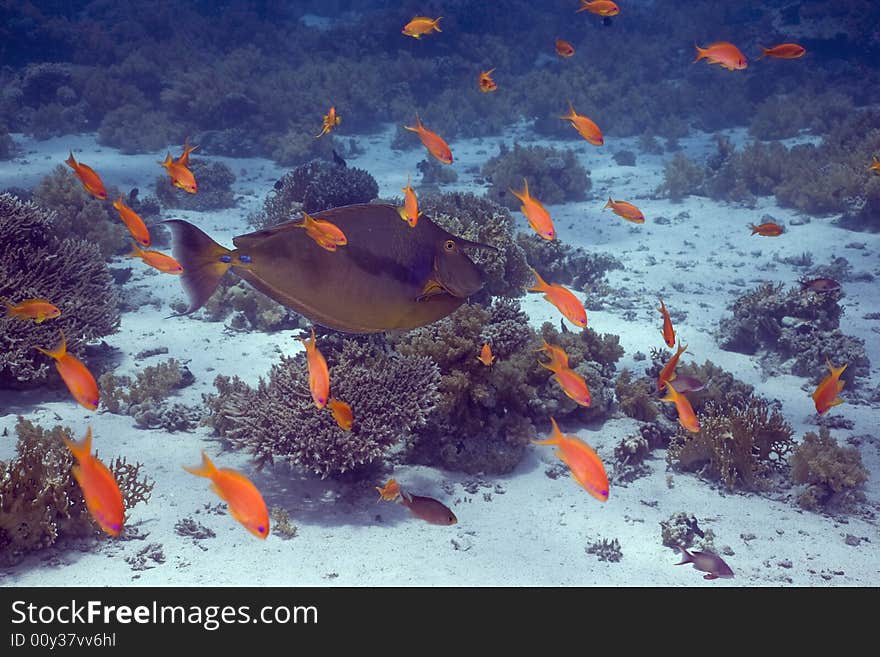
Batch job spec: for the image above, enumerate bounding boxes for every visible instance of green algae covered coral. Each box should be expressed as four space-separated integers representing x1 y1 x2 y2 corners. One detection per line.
667 398 794 492
790 427 867 512
208 336 440 478
0 418 153 567
0 193 119 388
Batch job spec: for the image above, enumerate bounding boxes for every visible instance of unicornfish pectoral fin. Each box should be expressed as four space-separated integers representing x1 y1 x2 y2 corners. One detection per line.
163 220 234 314
416 277 449 302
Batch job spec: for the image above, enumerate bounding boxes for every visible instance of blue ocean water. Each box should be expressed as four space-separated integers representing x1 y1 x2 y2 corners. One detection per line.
0 1 878 587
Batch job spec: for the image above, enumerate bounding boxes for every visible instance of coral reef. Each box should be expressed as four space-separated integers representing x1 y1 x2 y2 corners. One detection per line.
248 159 378 228
0 125 15 160
656 153 705 202
97 104 178 153
98 359 197 431
515 233 623 290
667 398 794 492
660 511 707 550
154 159 236 211
417 192 531 299
481 142 591 210
612 432 652 483
417 158 458 185
615 369 659 422
0 418 152 567
32 166 129 259
790 427 867 512
198 275 302 332
718 282 868 385
585 537 622 562
208 337 440 478
0 193 119 388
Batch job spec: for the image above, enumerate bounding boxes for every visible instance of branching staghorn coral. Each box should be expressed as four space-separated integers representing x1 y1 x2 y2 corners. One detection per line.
0 193 119 388
208 338 440 478
0 418 153 567
667 398 794 492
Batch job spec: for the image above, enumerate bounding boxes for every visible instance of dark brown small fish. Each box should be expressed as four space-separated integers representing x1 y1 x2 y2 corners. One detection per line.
799 277 841 293
675 546 734 580
400 490 458 525
165 204 494 333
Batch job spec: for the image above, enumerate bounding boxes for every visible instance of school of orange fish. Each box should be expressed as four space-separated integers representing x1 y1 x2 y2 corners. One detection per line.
4 2 870 581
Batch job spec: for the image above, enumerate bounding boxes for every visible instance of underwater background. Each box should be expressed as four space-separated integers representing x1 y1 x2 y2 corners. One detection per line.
1 0 879 585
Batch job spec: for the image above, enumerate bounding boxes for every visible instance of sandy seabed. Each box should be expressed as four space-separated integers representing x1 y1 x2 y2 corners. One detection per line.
1 124 878 587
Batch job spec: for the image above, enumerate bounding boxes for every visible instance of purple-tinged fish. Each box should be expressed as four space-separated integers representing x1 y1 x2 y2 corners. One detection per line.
400 490 458 526
799 277 841 294
675 546 734 580
666 375 705 394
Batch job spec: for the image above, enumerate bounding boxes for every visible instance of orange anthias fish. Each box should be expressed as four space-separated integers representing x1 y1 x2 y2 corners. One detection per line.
398 174 420 228
64 151 107 200
749 221 784 236
694 42 748 71
533 417 609 502
3 298 61 323
660 381 700 433
477 342 496 366
327 398 353 431
604 198 644 224
760 43 806 59
35 330 99 411
63 427 124 537
128 243 184 274
376 479 401 502
404 114 453 165
657 341 688 392
658 298 676 348
867 156 880 175
184 451 270 539
538 347 591 407
297 211 348 251
479 68 498 93
510 178 555 240
576 0 620 16
112 196 151 247
315 105 341 138
561 102 604 146
528 268 587 328
402 16 442 39
811 359 847 415
537 339 570 369
555 38 575 58
301 327 330 409
159 141 198 194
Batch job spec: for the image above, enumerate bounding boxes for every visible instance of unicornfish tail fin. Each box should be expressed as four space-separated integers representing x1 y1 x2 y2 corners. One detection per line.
163 220 233 314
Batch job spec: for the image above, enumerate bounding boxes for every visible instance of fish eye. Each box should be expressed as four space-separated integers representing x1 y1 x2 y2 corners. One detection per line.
444 240 456 252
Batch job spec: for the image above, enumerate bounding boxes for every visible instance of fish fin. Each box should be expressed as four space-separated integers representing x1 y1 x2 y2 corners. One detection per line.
404 114 423 133
433 17 442 31
62 427 93 462
703 573 718 580
163 220 233 314
674 546 693 565
183 451 218 480
64 151 77 169
417 278 448 302
527 267 548 292
159 153 173 169
35 329 67 361
693 44 705 63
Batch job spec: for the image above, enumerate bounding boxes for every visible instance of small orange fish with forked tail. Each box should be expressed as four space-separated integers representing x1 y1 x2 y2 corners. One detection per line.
555 38 575 58
297 211 347 251
184 451 270 539
657 341 688 393
64 427 124 537
478 68 498 92
128 243 184 274
811 359 847 415
376 479 401 502
398 174 420 228
528 268 587 328
404 114 453 164
561 102 603 146
315 105 341 138
533 417 608 501
867 156 880 175
694 42 748 71
112 196 151 247
477 343 495 366
576 0 619 16
749 221 784 236
759 43 805 59
658 298 676 348
35 330 100 411
510 178 555 241
3 298 61 323
402 16 442 39
660 381 700 433
301 327 330 409
538 345 591 407
604 198 644 224
64 151 107 200
327 398 353 431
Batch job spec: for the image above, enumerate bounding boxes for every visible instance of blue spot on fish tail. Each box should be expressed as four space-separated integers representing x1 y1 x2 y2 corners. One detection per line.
239 254 252 263
219 254 232 263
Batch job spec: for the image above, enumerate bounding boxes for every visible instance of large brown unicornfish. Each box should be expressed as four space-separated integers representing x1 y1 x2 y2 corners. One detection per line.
164 203 493 333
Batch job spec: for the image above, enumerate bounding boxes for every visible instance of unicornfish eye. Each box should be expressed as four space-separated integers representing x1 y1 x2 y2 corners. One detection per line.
444 240 455 252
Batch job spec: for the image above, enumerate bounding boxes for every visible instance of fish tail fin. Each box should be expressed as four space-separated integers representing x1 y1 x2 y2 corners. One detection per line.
527 267 549 293
757 46 768 60
433 17 442 32
748 223 758 234
35 329 67 361
1 297 14 314
159 153 173 169
64 151 77 169
162 219 233 314
126 241 145 259
112 195 125 211
183 450 217 479
827 359 848 378
532 416 563 446
62 426 93 462
660 381 678 403
404 113 423 133
604 198 613 209
560 100 576 120
675 546 693 565
693 44 705 63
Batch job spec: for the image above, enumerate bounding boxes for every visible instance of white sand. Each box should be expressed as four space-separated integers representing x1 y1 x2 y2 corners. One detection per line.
1 126 878 587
